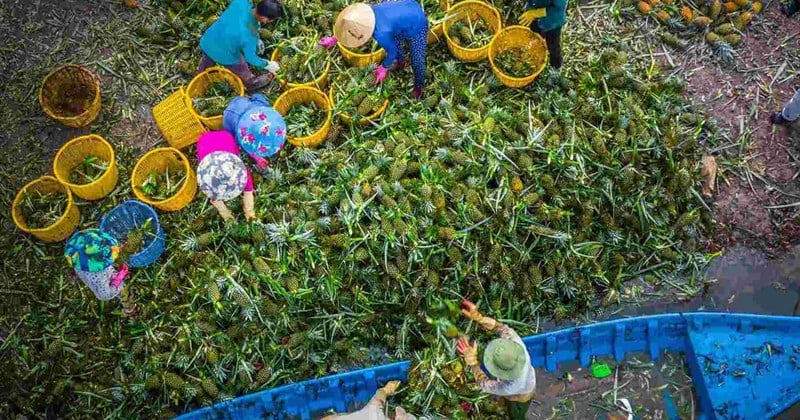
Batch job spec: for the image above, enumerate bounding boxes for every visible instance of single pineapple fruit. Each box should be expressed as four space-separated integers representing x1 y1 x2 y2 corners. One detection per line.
510 176 524 193
648 0 660 6
705 32 721 43
255 368 270 385
680 6 693 21
287 332 306 348
716 23 735 35
252 257 270 275
724 2 738 12
357 96 375 115
733 0 749 7
710 0 722 17
423 95 438 108
437 227 456 241
197 232 215 248
660 33 686 50
201 379 219 399
145 375 162 391
693 16 712 27
231 290 250 309
164 373 186 390
354 248 369 262
655 10 670 23
364 72 377 86
205 348 219 364
285 276 301 292
207 282 221 302
724 33 741 45
735 12 753 29
752 1 762 12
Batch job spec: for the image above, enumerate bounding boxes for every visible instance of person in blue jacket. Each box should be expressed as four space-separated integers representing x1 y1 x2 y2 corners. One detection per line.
318 1 428 99
199 0 283 92
519 0 568 70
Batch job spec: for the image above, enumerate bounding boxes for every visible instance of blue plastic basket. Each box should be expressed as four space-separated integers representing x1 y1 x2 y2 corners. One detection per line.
99 200 165 268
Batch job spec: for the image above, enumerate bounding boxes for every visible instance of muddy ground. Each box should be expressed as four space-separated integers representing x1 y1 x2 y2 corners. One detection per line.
655 6 800 256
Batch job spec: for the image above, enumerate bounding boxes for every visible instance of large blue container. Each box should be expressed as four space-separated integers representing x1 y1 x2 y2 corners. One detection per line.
175 313 800 420
100 200 165 268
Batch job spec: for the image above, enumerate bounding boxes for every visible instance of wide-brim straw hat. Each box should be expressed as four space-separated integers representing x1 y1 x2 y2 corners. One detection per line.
484 338 526 381
334 3 376 49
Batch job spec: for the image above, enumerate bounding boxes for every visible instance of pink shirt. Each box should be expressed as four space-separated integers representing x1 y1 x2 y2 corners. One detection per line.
196 131 254 192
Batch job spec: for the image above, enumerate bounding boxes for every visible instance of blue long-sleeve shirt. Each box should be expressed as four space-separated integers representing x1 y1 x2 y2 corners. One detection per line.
371 0 428 88
526 0 568 33
200 0 266 68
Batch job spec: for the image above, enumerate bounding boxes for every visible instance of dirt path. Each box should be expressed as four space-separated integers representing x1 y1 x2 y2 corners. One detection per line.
656 6 800 256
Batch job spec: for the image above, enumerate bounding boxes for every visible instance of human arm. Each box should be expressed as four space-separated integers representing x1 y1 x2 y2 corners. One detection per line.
456 338 508 393
242 34 268 69
365 380 401 410
373 30 400 70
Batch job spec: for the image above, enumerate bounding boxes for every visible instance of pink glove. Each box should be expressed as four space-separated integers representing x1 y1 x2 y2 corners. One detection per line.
111 264 129 288
252 155 269 170
318 36 338 50
373 65 389 85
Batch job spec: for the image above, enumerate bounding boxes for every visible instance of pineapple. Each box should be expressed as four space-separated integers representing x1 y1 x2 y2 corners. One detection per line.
285 276 301 292
255 368 270 385
326 124 342 143
710 0 722 18
232 290 250 309
197 232 215 248
716 23 735 35
510 176 524 193
735 12 753 29
205 348 219 364
164 373 186 390
680 6 693 21
252 257 270 275
724 34 741 46
693 16 712 27
706 32 721 43
207 282 221 302
201 379 219 399
145 375 162 391
660 33 687 50
655 10 671 23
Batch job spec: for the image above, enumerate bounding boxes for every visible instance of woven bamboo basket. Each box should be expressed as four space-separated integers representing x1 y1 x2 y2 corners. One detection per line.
273 87 332 148
187 66 245 130
53 135 119 200
488 26 549 88
442 0 502 63
131 147 197 212
12 176 80 242
38 64 101 127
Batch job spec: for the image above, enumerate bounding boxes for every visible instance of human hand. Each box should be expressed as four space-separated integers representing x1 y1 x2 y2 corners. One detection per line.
519 8 547 26
111 264 129 288
253 156 269 171
318 36 338 50
460 300 481 321
373 65 389 85
382 380 401 396
265 61 280 74
456 338 479 365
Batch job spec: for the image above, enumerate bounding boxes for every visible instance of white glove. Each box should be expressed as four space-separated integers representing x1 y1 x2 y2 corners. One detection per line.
265 61 280 73
257 40 265 54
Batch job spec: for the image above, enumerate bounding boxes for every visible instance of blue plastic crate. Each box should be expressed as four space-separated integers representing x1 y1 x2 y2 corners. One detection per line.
99 200 165 268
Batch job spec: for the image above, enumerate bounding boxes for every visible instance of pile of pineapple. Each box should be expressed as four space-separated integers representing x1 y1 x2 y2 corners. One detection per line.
632 0 762 58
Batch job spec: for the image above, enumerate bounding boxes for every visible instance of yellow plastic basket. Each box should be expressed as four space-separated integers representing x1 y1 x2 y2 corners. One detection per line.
187 66 245 130
38 64 101 128
270 45 331 90
488 26 549 88
337 42 386 68
443 0 502 63
12 176 80 242
273 86 332 148
153 87 208 149
53 135 119 201
426 0 450 45
131 147 197 212
328 85 389 127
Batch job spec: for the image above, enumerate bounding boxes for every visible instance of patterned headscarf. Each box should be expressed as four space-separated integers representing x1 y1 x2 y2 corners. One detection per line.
236 106 286 158
197 151 248 201
64 229 119 273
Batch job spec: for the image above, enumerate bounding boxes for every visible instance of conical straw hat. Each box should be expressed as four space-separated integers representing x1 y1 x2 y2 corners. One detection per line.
334 3 376 49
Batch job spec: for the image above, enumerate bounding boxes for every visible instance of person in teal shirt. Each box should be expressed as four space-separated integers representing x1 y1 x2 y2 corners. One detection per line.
519 0 568 70
199 0 283 92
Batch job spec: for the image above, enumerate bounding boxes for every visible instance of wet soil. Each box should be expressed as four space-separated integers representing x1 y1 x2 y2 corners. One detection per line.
657 6 800 255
